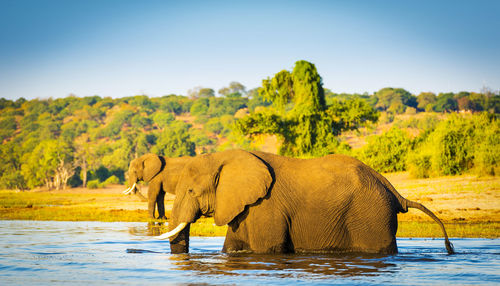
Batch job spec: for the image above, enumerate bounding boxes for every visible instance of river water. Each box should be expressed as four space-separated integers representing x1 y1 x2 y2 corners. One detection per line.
0 221 498 285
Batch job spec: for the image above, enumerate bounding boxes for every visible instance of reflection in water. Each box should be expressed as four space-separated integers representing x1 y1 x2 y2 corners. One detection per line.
129 222 166 236
168 253 398 279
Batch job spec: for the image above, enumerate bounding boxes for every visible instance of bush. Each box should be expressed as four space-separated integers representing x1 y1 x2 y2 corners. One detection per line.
407 150 432 178
407 113 499 177
87 179 100 189
471 115 500 176
359 128 413 173
395 114 440 131
103 175 120 185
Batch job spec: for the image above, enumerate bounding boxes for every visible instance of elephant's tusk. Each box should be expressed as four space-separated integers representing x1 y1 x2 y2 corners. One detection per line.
122 183 136 195
155 222 188 240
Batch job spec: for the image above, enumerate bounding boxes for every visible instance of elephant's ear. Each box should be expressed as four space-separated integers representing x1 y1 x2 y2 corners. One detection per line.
214 150 273 226
142 154 163 182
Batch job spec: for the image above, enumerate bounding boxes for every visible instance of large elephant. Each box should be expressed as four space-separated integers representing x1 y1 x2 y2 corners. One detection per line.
157 149 454 255
123 154 193 219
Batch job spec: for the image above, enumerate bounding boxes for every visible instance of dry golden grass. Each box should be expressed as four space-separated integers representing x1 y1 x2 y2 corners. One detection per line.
1 173 498 238
385 172 500 223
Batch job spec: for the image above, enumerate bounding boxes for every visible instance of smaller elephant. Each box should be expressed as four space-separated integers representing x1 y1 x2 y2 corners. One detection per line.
123 154 193 219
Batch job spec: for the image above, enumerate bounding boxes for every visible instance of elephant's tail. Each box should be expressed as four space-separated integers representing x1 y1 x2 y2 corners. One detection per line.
406 199 455 254
367 168 454 254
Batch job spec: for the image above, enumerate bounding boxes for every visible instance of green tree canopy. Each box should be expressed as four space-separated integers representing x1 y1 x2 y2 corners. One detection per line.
188 87 215 99
374 88 417 114
218 81 246 97
21 139 74 190
235 60 378 157
417 92 437 111
152 121 196 157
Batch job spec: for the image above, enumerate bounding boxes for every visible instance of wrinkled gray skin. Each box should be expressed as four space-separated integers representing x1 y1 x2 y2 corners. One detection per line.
126 154 192 219
167 149 454 255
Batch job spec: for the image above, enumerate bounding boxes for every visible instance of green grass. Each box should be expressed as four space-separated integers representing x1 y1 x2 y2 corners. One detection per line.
0 189 148 222
0 206 149 222
397 221 499 238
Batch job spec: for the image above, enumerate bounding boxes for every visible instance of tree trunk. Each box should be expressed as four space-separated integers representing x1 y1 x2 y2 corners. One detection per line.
82 158 87 188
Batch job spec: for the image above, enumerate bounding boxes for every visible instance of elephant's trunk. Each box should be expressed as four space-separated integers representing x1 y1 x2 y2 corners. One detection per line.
169 223 191 254
164 193 200 254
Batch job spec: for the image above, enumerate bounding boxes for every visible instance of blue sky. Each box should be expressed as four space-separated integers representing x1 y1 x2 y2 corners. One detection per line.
0 0 499 100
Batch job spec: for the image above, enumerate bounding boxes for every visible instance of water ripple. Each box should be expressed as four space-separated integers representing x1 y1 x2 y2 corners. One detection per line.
0 221 499 285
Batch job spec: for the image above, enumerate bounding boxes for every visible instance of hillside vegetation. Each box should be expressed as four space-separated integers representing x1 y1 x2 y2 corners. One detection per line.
1 60 499 191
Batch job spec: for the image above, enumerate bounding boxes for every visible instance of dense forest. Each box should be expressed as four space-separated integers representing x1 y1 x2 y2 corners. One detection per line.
1 61 498 190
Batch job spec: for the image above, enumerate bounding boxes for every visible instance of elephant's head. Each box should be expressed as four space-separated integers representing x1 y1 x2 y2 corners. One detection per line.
123 154 164 195
158 150 273 253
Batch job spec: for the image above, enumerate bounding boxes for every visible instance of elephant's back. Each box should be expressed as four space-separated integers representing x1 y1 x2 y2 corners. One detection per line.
285 154 399 252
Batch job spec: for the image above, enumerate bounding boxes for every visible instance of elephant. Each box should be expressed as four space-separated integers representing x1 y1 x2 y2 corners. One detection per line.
157 149 454 255
123 154 193 219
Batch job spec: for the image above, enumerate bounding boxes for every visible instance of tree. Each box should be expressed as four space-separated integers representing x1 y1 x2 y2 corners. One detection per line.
247 88 271 111
190 98 210 116
74 134 92 187
157 95 184 114
152 121 196 157
468 92 487 111
187 87 215 99
21 140 74 190
417 92 437 111
128 95 157 114
374 88 417 114
0 141 26 190
130 114 153 130
457 96 473 111
97 109 134 138
235 60 377 157
152 112 175 129
434 93 458 112
218 81 246 97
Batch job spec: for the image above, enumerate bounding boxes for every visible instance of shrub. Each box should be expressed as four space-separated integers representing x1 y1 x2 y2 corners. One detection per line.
87 179 100 189
407 150 432 178
471 115 500 176
407 113 499 177
103 175 120 185
359 128 413 173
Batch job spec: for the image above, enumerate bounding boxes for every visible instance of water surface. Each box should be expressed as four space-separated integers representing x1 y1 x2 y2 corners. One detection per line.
0 221 498 285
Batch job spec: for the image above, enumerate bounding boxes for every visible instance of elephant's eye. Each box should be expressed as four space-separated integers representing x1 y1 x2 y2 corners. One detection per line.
188 189 193 194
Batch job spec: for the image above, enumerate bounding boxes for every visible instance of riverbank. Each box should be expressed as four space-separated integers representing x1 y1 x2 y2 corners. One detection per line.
1 173 498 238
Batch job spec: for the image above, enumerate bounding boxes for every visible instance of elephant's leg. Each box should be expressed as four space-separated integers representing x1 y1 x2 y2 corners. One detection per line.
222 227 251 252
147 180 161 219
223 208 291 254
347 200 399 254
147 200 156 219
156 190 166 220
